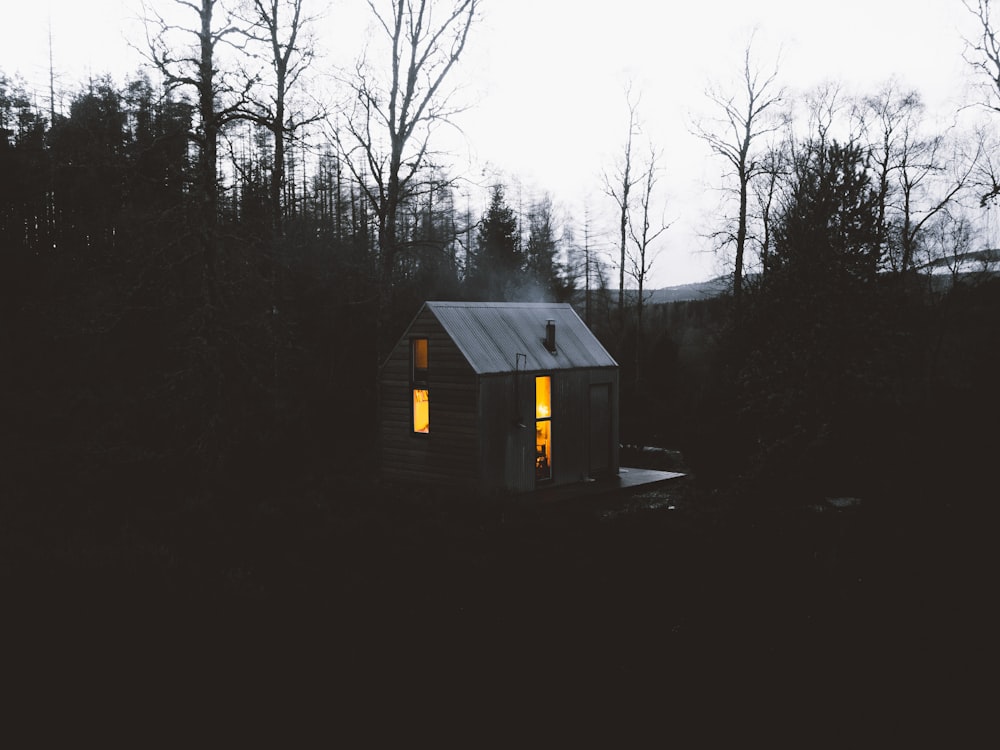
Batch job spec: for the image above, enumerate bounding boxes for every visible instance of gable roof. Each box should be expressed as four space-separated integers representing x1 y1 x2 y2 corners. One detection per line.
425 301 617 375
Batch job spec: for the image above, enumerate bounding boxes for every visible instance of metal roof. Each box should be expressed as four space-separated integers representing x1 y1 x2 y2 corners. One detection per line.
425 301 618 375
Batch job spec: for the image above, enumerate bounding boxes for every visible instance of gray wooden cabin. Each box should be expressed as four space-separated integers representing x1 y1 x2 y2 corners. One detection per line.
379 301 619 494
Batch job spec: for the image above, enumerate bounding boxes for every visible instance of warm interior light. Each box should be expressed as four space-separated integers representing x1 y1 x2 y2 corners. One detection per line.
535 376 552 480
413 338 428 371
413 388 429 433
535 376 551 419
535 419 552 480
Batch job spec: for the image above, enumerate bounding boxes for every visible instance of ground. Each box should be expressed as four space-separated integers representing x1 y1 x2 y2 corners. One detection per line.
2 455 991 740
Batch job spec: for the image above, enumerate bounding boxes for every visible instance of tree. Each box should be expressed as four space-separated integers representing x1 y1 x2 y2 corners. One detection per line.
142 0 256 302
964 0 1000 116
580 203 597 327
708 138 888 497
773 139 880 284
469 183 519 299
523 194 570 301
962 1 1000 208
856 81 978 276
695 35 785 305
237 0 323 234
626 143 670 386
0 73 50 252
749 141 788 278
603 84 640 324
856 80 915 269
333 0 478 291
47 79 128 256
122 74 191 215
142 0 283 467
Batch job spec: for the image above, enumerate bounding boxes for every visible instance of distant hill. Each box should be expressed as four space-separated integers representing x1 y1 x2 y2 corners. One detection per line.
575 277 730 308
644 277 730 303
592 252 999 308
916 248 1000 275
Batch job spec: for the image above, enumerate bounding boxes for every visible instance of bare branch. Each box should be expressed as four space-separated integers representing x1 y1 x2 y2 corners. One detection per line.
331 0 479 285
692 32 785 302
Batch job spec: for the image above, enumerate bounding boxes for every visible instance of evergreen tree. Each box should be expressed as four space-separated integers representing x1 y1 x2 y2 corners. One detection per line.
522 195 562 300
715 138 892 497
48 79 127 256
772 139 881 285
469 184 519 299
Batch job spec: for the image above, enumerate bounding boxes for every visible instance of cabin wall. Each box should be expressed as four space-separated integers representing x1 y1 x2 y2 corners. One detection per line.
478 367 619 494
379 308 479 488
599 368 621 477
547 367 619 486
478 374 532 494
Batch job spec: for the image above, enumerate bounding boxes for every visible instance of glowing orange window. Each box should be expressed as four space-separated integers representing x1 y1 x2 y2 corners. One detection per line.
412 338 428 380
535 375 551 418
413 388 429 434
535 376 552 481
411 339 429 434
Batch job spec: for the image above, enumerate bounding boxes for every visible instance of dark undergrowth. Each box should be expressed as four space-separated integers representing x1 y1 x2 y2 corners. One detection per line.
2 457 991 742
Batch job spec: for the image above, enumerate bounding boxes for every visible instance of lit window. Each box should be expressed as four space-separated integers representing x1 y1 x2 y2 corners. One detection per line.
413 388 429 434
411 339 429 435
412 338 428 381
535 419 551 481
535 375 551 419
535 376 552 481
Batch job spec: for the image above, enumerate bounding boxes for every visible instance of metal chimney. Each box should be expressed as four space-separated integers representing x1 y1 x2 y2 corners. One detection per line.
544 319 556 353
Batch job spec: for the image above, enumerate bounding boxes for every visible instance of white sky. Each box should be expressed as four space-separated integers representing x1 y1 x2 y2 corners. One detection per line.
0 0 989 286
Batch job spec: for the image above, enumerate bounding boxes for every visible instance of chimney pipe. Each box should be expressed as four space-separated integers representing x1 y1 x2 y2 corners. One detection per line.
544 319 556 353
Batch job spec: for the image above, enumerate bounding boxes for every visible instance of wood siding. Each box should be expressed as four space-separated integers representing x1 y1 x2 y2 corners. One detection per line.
379 305 620 496
378 308 479 488
477 367 619 494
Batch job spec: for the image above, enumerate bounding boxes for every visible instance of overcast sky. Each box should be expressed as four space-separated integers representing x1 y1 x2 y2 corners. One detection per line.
0 0 989 285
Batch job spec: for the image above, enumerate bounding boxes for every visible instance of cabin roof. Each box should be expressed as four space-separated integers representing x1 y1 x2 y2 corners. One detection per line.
424 301 618 375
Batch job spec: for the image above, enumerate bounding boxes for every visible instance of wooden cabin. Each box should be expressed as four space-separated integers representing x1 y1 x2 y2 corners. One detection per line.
378 301 619 494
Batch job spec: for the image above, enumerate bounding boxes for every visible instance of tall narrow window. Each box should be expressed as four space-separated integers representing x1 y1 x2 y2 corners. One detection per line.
535 376 552 481
411 339 429 434
413 388 429 434
412 338 428 381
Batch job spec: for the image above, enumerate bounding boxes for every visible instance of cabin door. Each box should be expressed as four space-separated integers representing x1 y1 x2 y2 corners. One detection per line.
588 383 612 477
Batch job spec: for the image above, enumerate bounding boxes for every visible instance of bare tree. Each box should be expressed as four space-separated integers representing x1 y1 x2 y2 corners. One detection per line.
332 0 478 293
603 84 640 324
581 202 596 327
749 141 788 278
964 0 1000 112
140 0 262 311
858 81 980 274
856 80 915 263
694 35 784 304
140 0 263 460
237 0 324 234
969 122 1000 206
896 121 980 275
627 143 670 386
963 0 1000 207
142 0 255 240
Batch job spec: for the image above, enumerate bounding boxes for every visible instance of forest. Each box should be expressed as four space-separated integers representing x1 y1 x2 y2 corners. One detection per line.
2 0 999 731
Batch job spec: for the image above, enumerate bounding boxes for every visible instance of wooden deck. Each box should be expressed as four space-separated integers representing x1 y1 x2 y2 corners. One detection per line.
530 467 686 505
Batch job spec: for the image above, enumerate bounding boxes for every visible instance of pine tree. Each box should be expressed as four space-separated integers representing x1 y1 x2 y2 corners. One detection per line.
470 184 519 299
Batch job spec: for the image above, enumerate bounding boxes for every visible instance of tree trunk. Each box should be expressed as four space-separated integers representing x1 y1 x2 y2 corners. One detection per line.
272 75 285 234
734 165 748 303
198 0 219 316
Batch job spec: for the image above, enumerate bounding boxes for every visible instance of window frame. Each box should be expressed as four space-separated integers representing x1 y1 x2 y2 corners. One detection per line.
412 387 430 435
410 338 430 436
535 375 553 482
411 337 429 383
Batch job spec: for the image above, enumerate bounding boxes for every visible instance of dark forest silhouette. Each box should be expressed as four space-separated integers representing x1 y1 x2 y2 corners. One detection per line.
2 2 1000 730
2 62 997 506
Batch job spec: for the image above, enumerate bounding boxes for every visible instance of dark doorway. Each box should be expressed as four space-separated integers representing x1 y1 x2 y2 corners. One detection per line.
589 383 611 477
